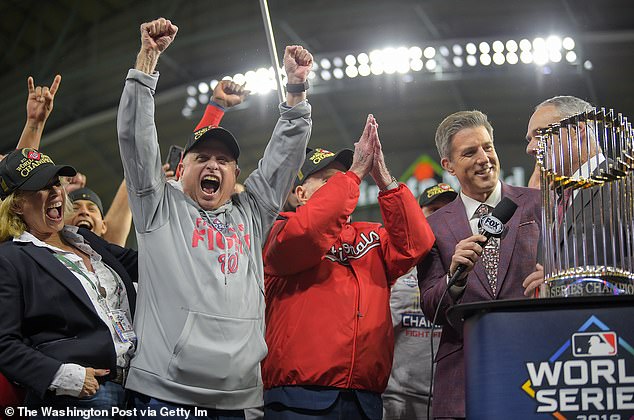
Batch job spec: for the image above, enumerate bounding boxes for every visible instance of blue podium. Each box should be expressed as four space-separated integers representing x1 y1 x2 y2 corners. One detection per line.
450 296 634 419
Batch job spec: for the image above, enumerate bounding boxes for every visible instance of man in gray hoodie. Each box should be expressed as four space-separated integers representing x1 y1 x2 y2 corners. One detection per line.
117 17 313 419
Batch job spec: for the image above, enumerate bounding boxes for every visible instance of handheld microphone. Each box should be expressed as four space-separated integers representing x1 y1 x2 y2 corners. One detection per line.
447 197 518 288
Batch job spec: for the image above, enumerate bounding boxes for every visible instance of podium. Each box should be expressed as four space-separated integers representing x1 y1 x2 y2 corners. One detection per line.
449 296 634 419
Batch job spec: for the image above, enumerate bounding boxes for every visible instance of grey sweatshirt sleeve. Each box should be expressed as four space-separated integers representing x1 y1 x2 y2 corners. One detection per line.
243 101 312 234
116 69 166 233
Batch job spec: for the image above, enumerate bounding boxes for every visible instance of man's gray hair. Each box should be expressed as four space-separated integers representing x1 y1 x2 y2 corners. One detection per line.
536 96 594 119
435 110 494 159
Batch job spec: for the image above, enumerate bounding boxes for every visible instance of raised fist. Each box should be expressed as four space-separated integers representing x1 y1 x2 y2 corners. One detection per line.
284 46 313 84
64 172 87 194
213 80 250 108
140 18 178 53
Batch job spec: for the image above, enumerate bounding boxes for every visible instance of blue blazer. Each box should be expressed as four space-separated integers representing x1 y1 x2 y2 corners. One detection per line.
0 228 137 398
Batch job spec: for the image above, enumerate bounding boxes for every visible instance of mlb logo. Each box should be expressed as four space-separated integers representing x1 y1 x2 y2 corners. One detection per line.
27 150 41 160
572 332 617 357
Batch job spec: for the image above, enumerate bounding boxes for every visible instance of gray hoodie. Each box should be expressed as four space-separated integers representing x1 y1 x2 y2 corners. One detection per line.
117 69 311 409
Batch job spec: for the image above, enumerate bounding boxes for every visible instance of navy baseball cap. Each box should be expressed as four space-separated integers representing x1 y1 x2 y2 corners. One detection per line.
69 187 104 216
296 147 354 185
418 183 457 207
0 149 76 199
184 125 240 160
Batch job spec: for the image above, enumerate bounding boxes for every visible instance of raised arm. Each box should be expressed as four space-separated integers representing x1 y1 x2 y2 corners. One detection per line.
117 18 178 232
369 120 435 281
102 180 133 247
264 116 376 275
284 45 312 107
135 18 178 75
242 46 313 227
16 75 61 150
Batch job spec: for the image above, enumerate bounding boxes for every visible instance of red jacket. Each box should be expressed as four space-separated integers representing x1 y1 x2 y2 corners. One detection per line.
0 373 24 419
262 171 435 393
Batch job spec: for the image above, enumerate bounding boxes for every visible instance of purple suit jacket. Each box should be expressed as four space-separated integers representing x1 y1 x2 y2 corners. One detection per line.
417 183 541 418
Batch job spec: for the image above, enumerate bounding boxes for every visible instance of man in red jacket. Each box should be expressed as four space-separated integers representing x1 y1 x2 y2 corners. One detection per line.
262 114 435 420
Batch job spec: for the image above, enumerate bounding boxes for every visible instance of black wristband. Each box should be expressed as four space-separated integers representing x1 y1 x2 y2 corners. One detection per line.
286 80 310 93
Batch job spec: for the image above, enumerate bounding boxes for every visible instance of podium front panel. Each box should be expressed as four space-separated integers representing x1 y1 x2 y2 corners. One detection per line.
464 304 634 419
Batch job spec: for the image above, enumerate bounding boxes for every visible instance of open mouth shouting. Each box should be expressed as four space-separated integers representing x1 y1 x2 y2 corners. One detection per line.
201 175 221 196
75 219 94 230
46 201 64 223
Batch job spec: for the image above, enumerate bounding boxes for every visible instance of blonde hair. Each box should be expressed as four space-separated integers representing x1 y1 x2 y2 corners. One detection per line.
0 192 27 241
0 178 74 242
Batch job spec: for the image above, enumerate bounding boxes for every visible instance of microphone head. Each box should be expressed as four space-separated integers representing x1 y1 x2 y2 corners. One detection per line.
491 197 518 224
478 197 518 237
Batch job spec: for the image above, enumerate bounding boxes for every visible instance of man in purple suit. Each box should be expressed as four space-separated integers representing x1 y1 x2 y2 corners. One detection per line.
417 110 541 419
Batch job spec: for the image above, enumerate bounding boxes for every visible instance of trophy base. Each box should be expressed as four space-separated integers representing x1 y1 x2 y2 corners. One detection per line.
541 266 634 297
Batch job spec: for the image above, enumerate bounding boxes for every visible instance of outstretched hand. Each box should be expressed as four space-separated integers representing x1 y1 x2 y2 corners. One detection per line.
348 114 378 180
284 46 313 84
140 18 178 53
26 75 61 125
213 80 250 108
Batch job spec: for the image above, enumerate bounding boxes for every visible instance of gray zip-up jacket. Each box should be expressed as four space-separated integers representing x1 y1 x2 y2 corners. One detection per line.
117 69 311 409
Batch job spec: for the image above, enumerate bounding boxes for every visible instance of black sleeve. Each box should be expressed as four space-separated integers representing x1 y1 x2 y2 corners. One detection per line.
0 254 62 397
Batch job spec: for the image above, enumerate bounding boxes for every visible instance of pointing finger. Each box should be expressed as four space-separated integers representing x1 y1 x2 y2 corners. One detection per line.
27 76 35 94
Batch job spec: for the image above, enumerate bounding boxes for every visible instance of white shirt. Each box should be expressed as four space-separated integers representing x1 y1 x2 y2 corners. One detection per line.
460 181 502 235
14 226 134 396
572 153 606 202
445 181 502 287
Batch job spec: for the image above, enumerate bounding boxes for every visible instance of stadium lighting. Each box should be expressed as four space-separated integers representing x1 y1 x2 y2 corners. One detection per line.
183 35 581 117
493 52 505 65
198 82 209 94
410 59 424 71
358 64 371 76
565 51 577 63
345 66 359 78
505 40 518 53
409 46 423 59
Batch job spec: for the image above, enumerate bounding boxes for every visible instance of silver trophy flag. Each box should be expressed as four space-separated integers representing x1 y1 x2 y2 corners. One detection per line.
536 108 634 297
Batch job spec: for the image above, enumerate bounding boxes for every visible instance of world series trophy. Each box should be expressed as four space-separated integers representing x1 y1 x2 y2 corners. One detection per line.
536 108 634 297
